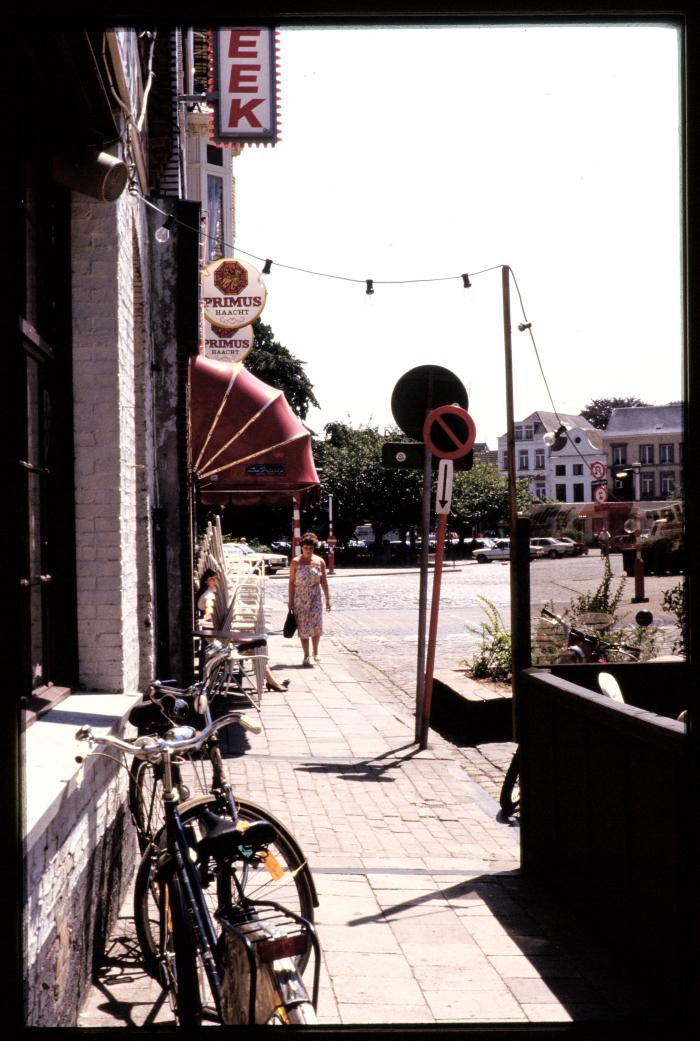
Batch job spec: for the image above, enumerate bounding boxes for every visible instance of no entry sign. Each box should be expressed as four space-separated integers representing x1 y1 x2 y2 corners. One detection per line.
422 405 476 460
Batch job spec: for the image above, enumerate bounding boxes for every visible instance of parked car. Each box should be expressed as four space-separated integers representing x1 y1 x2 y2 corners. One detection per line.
529 537 573 559
224 542 289 574
555 536 589 556
473 538 510 563
473 539 544 563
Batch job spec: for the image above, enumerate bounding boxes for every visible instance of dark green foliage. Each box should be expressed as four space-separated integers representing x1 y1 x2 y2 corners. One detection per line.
579 397 648 430
246 319 320 419
661 581 687 655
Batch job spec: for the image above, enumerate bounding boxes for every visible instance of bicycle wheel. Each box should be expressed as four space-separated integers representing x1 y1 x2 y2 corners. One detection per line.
134 794 317 981
499 749 521 817
128 758 192 853
160 871 203 1028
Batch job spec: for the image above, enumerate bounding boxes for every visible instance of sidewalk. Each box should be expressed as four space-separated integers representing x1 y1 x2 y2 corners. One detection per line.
78 601 657 1028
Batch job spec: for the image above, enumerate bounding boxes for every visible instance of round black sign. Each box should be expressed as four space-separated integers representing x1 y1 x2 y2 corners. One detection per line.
391 365 468 442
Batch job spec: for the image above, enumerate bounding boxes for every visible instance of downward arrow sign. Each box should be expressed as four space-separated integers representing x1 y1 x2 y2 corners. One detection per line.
436 459 454 515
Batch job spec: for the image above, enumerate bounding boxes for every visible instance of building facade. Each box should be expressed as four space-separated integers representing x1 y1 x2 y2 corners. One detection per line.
497 410 602 501
602 404 684 502
8 29 203 1026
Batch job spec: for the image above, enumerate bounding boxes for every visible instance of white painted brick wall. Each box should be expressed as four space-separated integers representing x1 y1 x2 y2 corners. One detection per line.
23 694 140 1026
71 194 156 691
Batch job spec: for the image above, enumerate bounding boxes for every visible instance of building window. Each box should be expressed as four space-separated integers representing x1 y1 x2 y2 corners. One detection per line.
573 463 583 476
518 450 529 470
639 444 654 465
641 473 655 498
501 452 508 471
514 425 523 441
523 425 534 441
660 443 675 464
555 484 567 501
188 127 234 265
534 449 545 469
612 445 627 465
535 483 546 498
661 472 675 495
206 174 225 261
555 464 566 477
573 483 585 502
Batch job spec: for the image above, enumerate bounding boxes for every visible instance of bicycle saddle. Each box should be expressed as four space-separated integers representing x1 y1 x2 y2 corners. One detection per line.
196 807 277 862
129 696 192 733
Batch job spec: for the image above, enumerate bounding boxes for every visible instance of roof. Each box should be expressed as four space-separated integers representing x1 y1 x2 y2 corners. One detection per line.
499 411 595 441
605 404 683 437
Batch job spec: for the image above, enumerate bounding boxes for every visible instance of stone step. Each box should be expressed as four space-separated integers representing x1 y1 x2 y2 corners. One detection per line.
432 669 511 704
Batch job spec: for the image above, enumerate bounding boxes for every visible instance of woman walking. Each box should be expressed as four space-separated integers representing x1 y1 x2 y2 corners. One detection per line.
288 532 331 666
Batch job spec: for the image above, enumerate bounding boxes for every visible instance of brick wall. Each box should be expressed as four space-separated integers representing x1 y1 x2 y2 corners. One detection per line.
23 694 139 1026
71 194 156 691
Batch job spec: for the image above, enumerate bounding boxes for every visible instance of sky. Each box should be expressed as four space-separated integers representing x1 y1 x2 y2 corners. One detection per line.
231 22 684 450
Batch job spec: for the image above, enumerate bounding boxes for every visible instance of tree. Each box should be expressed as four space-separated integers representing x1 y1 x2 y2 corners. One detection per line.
451 460 535 536
306 422 424 549
580 397 648 430
245 319 320 419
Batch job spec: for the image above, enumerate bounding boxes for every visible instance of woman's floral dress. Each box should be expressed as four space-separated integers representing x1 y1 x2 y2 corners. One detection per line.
293 562 323 638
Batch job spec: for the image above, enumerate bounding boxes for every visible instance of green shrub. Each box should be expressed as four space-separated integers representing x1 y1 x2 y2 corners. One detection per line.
568 553 625 619
661 581 687 655
462 596 512 682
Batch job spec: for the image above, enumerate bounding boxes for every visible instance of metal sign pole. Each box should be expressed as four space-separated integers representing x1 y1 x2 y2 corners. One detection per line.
415 443 432 743
420 511 448 749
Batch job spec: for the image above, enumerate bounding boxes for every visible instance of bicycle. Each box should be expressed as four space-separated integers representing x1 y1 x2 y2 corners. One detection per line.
499 607 648 817
127 636 268 853
126 662 318 983
76 713 321 1026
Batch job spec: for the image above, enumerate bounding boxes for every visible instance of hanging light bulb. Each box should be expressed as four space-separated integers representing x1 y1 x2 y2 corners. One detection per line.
462 273 471 288
154 215 175 243
262 258 273 275
543 424 568 452
366 279 374 295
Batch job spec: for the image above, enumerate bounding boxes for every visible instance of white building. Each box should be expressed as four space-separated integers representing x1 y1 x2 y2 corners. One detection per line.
497 410 603 501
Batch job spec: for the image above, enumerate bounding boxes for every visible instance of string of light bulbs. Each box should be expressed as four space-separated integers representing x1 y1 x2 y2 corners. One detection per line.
133 188 599 478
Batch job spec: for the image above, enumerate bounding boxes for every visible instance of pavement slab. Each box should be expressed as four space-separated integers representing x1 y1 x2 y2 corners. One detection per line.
78 596 660 1029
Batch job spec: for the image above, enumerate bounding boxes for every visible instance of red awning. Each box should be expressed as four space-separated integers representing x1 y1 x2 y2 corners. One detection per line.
189 354 320 506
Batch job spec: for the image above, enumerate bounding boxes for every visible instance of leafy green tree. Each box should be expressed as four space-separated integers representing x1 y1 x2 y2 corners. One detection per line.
245 319 320 419
580 397 648 430
450 460 535 536
307 422 424 549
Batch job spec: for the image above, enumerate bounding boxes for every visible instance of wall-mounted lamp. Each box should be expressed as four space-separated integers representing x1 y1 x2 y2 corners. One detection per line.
52 147 129 202
154 215 175 243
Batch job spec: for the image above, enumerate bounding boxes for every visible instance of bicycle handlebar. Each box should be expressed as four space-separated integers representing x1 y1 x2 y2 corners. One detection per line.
75 710 263 763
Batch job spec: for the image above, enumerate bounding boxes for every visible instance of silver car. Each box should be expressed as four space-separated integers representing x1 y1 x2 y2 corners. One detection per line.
529 536 574 559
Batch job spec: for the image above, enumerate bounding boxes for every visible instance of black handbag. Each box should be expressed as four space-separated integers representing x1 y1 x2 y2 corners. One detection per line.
283 609 297 639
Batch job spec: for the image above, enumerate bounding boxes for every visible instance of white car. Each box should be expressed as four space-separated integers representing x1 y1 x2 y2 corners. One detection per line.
224 542 289 574
529 536 574 559
473 538 546 563
473 538 511 562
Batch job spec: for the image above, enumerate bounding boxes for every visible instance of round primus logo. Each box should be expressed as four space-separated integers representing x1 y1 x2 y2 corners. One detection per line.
201 258 267 329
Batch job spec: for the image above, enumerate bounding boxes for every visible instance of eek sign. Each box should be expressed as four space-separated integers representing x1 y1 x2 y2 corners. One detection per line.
211 29 280 145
